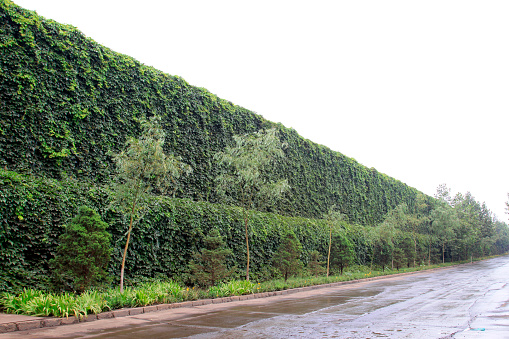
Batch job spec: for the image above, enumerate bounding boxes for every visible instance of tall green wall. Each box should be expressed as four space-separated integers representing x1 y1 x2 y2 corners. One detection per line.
0 0 421 225
0 169 340 292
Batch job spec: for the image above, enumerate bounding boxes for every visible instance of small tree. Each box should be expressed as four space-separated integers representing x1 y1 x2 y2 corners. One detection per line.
323 206 348 277
52 206 111 293
330 232 355 275
506 193 509 222
398 234 416 268
308 250 325 277
273 231 303 282
431 203 458 263
214 128 290 281
110 116 191 293
392 247 406 271
188 229 235 287
372 234 392 272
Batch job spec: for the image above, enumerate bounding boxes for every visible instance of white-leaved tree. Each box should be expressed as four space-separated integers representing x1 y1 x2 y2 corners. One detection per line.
323 206 348 277
506 193 509 222
214 128 290 281
110 116 192 293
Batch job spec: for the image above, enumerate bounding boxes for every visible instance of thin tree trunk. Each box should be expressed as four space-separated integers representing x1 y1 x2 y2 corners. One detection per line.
442 242 445 264
327 223 332 277
120 201 136 293
428 242 431 266
244 209 250 281
370 246 374 271
413 236 417 267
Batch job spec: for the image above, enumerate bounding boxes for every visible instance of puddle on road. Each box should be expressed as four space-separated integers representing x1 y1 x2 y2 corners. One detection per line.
229 288 382 315
173 309 279 328
83 322 216 339
230 296 350 315
76 288 385 338
319 298 403 316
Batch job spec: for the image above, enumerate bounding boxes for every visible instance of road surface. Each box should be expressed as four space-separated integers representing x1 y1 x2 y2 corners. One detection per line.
2 256 509 338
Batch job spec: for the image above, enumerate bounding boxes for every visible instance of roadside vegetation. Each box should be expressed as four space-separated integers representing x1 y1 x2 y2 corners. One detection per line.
1 2 509 323
0 257 494 319
1 125 508 320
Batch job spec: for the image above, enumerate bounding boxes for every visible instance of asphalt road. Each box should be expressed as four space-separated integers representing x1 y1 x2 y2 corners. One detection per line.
3 256 509 339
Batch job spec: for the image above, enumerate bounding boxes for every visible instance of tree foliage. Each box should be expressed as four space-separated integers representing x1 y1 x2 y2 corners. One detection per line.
214 128 290 280
51 206 111 293
431 203 458 263
273 231 303 282
1 168 508 293
307 250 325 277
330 232 355 275
188 229 234 287
505 193 509 222
109 117 191 292
323 206 348 277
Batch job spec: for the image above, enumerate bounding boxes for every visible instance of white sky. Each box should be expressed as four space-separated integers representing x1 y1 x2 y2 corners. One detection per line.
12 0 509 221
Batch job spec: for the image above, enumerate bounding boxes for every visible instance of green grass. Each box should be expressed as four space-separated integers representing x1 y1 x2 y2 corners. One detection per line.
0 289 106 318
0 280 190 318
208 280 256 298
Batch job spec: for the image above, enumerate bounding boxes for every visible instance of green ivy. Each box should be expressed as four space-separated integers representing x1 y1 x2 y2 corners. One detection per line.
1 1 421 225
0 2 463 292
0 169 369 292
2 169 508 293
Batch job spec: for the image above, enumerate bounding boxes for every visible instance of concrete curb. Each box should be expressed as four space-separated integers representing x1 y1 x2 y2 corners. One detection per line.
0 263 463 334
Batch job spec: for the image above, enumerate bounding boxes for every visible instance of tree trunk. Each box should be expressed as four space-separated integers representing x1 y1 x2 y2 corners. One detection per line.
120 202 136 293
427 240 431 266
370 247 374 271
244 209 250 281
326 223 332 277
413 236 417 267
442 242 445 264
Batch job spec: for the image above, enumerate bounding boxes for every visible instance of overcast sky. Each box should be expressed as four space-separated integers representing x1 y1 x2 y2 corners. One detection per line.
13 0 509 220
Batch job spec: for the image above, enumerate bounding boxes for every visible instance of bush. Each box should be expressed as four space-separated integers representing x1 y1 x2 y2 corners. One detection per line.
330 232 355 275
188 229 235 287
51 206 111 293
272 231 303 281
307 250 326 277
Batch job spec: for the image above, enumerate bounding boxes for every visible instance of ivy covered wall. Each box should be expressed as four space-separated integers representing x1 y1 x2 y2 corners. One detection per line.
0 0 420 226
0 169 338 292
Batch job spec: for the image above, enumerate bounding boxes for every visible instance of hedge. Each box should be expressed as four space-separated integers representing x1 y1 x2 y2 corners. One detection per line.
0 169 335 292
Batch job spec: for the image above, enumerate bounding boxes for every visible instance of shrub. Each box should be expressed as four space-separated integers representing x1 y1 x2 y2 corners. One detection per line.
307 250 326 277
272 231 303 281
51 206 111 293
188 229 235 287
330 233 355 275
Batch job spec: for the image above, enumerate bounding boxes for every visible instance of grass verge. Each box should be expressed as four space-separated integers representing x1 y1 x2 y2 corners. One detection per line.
0 257 496 318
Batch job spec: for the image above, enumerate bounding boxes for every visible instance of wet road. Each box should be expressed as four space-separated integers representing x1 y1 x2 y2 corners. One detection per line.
3 256 509 338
